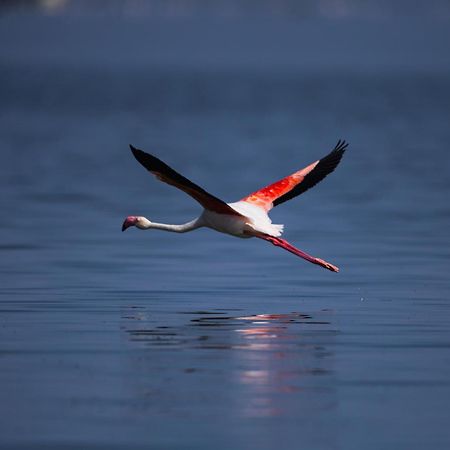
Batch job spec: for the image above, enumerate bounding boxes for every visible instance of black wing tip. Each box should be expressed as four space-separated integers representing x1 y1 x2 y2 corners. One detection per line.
332 139 349 154
129 144 143 156
128 145 174 176
128 144 158 170
129 144 155 163
324 139 348 166
318 139 348 172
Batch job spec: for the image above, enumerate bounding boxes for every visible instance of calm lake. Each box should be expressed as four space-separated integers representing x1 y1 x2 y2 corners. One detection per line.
1 11 450 450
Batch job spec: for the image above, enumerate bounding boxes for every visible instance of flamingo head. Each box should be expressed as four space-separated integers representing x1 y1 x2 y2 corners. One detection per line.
122 216 149 231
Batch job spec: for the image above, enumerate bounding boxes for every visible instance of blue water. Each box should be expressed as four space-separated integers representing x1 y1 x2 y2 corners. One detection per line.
1 11 450 450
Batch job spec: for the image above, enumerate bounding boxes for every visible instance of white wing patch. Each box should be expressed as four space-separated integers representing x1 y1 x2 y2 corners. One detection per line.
228 201 285 237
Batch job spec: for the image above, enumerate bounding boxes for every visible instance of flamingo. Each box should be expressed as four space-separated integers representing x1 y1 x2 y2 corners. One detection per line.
122 140 347 272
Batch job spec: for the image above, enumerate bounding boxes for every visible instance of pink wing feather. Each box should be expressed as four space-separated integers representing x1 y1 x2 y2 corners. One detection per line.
241 140 347 211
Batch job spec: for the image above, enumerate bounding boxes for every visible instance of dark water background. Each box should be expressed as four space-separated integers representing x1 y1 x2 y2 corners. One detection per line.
1 8 450 450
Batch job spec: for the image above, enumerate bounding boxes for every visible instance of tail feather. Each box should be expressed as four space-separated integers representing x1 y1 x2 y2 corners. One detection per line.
272 224 284 236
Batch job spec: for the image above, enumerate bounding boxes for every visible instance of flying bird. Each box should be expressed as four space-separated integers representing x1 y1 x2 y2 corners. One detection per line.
122 140 347 272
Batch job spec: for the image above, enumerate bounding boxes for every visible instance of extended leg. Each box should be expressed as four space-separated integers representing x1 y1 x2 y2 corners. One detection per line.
257 235 339 272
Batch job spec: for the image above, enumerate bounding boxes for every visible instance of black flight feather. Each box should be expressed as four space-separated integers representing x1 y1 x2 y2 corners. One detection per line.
129 145 243 216
273 140 348 207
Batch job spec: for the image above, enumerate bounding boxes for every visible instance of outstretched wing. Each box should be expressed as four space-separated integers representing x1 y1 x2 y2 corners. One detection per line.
241 140 347 211
130 145 243 217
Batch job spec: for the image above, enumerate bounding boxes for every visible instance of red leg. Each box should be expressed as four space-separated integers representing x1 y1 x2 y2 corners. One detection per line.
257 235 339 272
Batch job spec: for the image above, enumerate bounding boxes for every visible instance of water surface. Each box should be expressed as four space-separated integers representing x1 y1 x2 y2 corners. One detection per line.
1 15 450 450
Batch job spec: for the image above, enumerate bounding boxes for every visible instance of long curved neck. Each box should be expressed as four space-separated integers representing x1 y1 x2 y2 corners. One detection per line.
139 218 202 233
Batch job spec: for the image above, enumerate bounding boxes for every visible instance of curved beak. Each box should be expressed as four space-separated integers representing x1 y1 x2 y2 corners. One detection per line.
122 216 137 232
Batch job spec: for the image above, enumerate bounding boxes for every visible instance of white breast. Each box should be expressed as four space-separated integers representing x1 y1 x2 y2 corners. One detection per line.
200 209 250 238
201 201 284 238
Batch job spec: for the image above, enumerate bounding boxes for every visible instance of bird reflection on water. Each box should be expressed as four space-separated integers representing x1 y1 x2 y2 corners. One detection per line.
122 308 337 418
